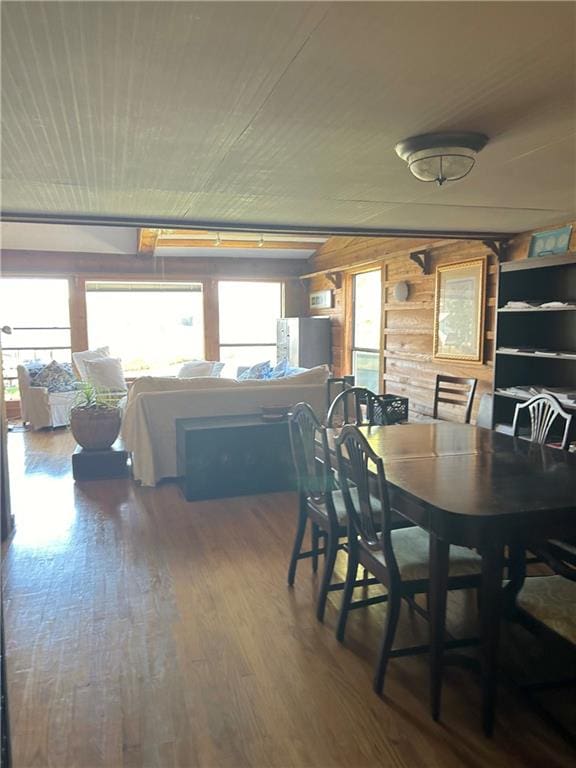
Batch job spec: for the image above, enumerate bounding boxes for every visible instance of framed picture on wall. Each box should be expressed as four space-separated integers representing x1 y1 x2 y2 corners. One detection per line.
528 225 572 259
309 290 333 310
433 257 486 362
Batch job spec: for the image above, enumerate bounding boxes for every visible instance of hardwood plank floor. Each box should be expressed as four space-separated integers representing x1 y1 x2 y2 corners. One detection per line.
2 427 574 767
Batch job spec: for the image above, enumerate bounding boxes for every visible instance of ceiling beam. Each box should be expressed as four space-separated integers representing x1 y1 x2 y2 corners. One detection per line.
0 211 517 241
156 237 323 251
137 228 159 257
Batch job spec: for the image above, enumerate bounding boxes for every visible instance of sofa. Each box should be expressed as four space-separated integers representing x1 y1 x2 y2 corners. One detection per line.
121 366 329 486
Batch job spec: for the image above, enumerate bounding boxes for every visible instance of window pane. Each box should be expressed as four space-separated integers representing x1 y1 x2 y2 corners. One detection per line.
353 351 380 391
219 282 282 344
0 278 71 400
353 270 381 350
87 282 204 377
219 345 277 378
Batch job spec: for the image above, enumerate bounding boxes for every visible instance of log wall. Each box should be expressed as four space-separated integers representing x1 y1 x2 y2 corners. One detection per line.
307 221 576 420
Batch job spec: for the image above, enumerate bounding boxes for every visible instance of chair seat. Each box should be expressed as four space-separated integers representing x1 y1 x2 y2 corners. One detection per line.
517 575 576 645
308 488 380 527
368 526 482 582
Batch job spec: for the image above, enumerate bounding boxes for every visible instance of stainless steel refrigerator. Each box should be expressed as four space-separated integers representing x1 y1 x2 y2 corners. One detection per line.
277 317 331 369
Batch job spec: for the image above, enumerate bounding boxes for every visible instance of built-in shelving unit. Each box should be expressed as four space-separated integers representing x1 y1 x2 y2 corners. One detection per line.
492 252 576 442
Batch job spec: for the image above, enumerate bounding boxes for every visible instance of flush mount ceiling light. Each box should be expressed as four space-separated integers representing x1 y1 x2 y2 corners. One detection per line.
395 131 489 186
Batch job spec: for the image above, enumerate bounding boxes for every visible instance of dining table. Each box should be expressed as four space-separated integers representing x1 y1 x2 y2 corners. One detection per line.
325 421 576 736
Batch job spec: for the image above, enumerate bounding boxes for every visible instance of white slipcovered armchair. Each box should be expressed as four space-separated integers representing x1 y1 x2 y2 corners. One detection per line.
17 364 77 430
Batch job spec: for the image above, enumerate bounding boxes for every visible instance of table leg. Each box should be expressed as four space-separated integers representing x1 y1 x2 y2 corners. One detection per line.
480 544 505 737
429 534 450 721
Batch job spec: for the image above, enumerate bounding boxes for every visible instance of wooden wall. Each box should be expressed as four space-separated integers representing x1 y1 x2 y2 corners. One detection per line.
307 220 576 420
1 249 308 357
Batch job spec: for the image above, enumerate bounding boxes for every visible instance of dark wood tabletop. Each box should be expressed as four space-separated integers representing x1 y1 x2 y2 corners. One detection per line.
330 422 576 547
325 421 576 736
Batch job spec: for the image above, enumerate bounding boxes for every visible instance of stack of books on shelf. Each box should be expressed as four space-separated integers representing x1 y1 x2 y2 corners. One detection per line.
502 299 576 309
497 346 576 357
495 385 576 406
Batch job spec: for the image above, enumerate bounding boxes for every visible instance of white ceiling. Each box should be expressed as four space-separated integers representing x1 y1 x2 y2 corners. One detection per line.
1 2 575 235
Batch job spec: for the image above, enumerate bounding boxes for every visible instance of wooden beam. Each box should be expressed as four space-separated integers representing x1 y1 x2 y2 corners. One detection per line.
156 231 323 251
203 279 220 361
1 250 304 280
137 228 159 257
68 277 89 355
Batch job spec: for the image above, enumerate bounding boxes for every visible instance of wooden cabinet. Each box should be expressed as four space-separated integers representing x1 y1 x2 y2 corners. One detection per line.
176 415 296 501
493 252 576 443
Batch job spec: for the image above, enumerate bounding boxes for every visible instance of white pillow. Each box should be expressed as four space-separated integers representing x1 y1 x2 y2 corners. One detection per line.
72 346 110 380
84 357 127 392
178 360 224 378
279 364 330 385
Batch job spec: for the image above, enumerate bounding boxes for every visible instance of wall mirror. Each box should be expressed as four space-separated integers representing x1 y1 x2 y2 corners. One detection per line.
433 257 486 362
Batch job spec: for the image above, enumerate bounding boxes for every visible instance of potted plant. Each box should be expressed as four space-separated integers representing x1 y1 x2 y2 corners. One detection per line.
70 382 122 451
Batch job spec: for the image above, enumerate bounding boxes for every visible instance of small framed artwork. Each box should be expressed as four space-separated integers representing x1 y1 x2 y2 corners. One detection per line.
433 257 486 363
528 225 572 258
309 290 333 310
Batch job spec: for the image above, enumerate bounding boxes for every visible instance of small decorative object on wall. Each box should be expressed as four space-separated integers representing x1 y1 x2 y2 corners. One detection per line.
393 281 410 302
528 225 572 259
309 290 333 310
433 257 486 362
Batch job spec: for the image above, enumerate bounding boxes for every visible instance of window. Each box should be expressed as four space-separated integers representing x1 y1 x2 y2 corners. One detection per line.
86 282 204 377
218 281 283 376
0 278 71 400
351 270 381 390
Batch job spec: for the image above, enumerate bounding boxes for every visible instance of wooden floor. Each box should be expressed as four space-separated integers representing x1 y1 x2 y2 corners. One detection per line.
2 427 575 768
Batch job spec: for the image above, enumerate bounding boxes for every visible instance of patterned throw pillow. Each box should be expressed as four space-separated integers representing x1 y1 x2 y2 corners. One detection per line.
237 361 271 381
23 360 46 383
31 360 78 393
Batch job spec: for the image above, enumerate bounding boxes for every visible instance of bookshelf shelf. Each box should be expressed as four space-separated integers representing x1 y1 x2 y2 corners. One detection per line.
498 306 576 313
496 350 576 360
493 255 576 441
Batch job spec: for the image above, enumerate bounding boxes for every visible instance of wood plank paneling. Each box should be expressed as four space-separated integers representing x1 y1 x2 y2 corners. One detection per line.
1 250 305 280
306 222 576 421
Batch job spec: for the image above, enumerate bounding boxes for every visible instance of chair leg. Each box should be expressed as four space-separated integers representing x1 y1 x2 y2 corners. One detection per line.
316 532 339 623
287 500 308 587
373 591 401 696
311 523 320 573
336 542 358 643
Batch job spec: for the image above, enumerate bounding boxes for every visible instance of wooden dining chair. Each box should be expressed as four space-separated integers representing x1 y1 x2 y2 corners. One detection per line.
512 393 573 450
334 425 482 695
326 375 355 411
288 402 378 622
511 394 575 570
326 387 389 428
433 375 477 424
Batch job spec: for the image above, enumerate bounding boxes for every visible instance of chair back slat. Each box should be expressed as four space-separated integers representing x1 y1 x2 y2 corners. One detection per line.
512 394 572 450
433 375 477 423
335 425 399 576
327 387 389 428
289 403 338 523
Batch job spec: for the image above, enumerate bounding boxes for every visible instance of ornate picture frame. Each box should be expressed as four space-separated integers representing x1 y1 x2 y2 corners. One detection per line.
433 257 486 362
